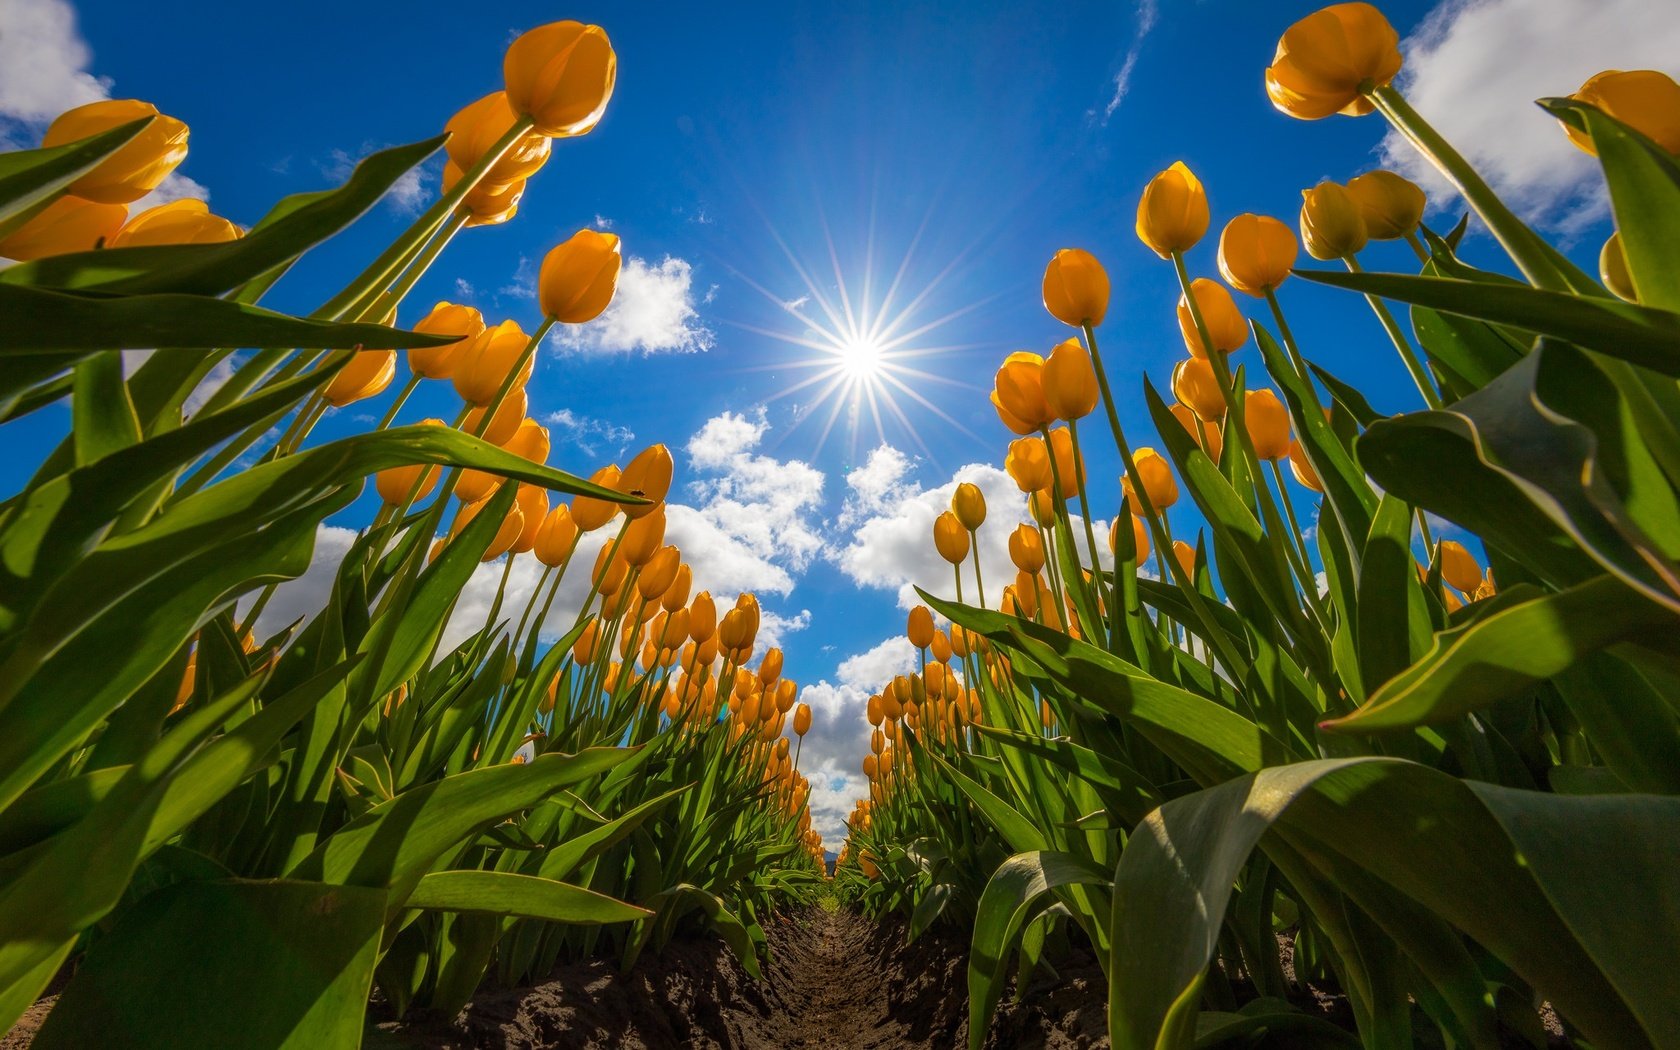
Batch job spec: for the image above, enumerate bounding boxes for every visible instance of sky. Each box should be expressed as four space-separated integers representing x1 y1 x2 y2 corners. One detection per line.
3 0 1676 842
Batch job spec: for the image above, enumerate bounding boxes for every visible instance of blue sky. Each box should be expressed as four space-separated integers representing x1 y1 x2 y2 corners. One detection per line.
4 0 1675 839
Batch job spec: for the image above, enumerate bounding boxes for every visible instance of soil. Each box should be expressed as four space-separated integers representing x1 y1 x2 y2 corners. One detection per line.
370 906 1109 1050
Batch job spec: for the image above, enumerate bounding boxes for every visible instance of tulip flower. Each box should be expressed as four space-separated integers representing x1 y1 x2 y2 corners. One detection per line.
662 564 692 612
1287 439 1323 493
687 591 717 644
1300 182 1369 260
1041 248 1110 327
1028 489 1056 529
1122 448 1179 510
617 444 673 519
458 416 550 502
540 229 622 324
461 388 528 447
951 482 987 531
533 505 579 567
572 464 624 531
0 195 126 259
1169 404 1223 463
454 320 534 406
1042 338 1099 421
991 352 1053 434
930 630 952 663
1345 170 1425 241
442 162 526 227
42 99 189 204
1170 358 1224 423
1046 427 1083 500
1005 436 1053 493
794 703 813 737
1564 69 1680 156
409 301 486 380
1171 540 1197 581
621 505 667 567
110 199 240 247
445 92 551 190
1176 278 1248 358
1600 232 1636 302
374 417 447 505
907 606 935 649
638 546 682 600
1107 510 1151 562
453 496 524 562
573 618 602 664
1265 3 1401 121
323 350 396 408
1217 214 1298 297
933 511 970 565
1438 540 1483 595
1135 161 1209 259
1244 390 1292 461
511 486 549 554
1009 524 1045 574
592 544 628 598
504 21 618 138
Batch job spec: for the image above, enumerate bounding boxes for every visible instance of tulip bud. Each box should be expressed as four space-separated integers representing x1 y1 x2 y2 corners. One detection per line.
503 21 618 138
1217 214 1298 297
991 351 1053 434
454 320 534 406
951 482 987 531
621 505 667 567
1172 540 1197 582
1345 170 1425 241
1122 448 1179 511
1244 389 1292 461
1041 248 1110 327
794 702 812 737
444 92 551 190
409 301 486 380
689 591 716 642
1012 573 1040 618
662 563 692 612
617 444 673 519
1046 426 1083 500
1600 232 1637 303
110 199 240 248
866 694 884 726
1109 509 1151 563
1265 3 1401 121
1135 161 1209 259
635 545 682 602
1008 524 1045 574
1564 69 1680 157
758 646 785 685
453 496 524 562
323 349 397 408
573 618 602 664
930 629 952 663
1005 437 1053 493
0 195 127 260
1287 439 1323 493
572 464 624 531
539 228 622 323
42 99 189 204
534 505 579 567
933 511 970 565
461 387 528 447
1438 541 1483 595
592 542 628 598
1176 278 1248 358
443 162 525 227
862 753 879 780
1028 489 1057 528
510 485 549 554
1171 357 1226 422
907 606 935 650
374 418 447 505
1300 182 1368 260
1169 404 1224 463
1042 338 1099 421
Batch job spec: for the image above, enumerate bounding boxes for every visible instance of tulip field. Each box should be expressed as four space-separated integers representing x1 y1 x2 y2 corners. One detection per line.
2 3 1679 1048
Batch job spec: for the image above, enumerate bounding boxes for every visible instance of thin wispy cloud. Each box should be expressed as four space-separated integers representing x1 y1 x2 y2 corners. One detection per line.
1102 0 1160 122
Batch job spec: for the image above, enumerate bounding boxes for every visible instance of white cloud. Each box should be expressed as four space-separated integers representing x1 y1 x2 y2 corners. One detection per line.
553 256 714 356
1379 0 1680 235
1101 0 1160 122
543 408 635 458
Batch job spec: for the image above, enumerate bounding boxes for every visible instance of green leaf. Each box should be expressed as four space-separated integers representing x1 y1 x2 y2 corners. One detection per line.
0 118 152 235
70 351 140 466
407 870 651 924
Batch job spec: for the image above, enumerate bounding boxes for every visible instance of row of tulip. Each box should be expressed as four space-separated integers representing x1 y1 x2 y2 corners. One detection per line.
0 19 826 1049
835 6 1680 1050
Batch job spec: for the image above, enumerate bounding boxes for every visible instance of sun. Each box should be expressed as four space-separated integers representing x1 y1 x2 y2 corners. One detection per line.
837 333 886 379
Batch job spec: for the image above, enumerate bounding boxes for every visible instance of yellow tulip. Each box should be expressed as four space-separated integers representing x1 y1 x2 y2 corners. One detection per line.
991 351 1053 434
109 199 240 248
461 387 528 447
453 320 533 406
1108 511 1151 562
572 463 624 531
1041 248 1110 327
1123 448 1178 510
1438 540 1483 595
951 482 987 531
442 161 526 227
374 417 447 505
638 545 682 600
1008 523 1045 574
1170 403 1224 463
1028 489 1056 528
616 444 673 519
534 504 579 567
1300 182 1369 260
1176 278 1248 358
592 543 627 598
1171 540 1197 581
1565 70 1680 156
573 618 602 664
933 511 970 565
1217 214 1297 296
0 195 126 259
1265 3 1401 120
1287 439 1323 493
907 606 935 649
444 92 550 190
662 563 692 612
689 591 717 643
511 485 549 554
539 229 622 323
1600 232 1636 302
1005 436 1052 493
621 505 667 566
42 99 189 204
794 702 813 737
1171 356 1226 421
1042 337 1099 421
930 629 952 663
503 21 618 138
1345 170 1425 241
1245 389 1292 460
453 496 524 562
409 301 486 380
505 418 551 464
323 350 396 408
1047 426 1083 500
1135 161 1209 259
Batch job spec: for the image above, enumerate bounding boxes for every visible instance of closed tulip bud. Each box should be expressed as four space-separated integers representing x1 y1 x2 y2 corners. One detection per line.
1287 439 1323 493
1600 232 1636 302
866 693 884 726
662 563 692 612
1300 182 1368 260
689 591 716 642
324 349 396 408
1172 539 1197 582
1565 70 1680 157
759 646 785 684
949 625 970 659
1012 573 1040 617
639 545 682 599
540 229 621 323
1218 214 1298 297
0 195 126 259
1177 278 1249 358
794 703 812 737
534 504 579 567
461 387 528 447
42 99 189 204
1108 510 1151 562
445 92 551 190
777 678 797 713
454 320 533 406
409 301 486 380
1047 426 1083 499
1005 436 1053 493
991 351 1053 434
621 505 667 566
1345 170 1425 241
572 464 624 531
951 482 987 531
933 510 970 565
374 418 446 505
1265 3 1401 120
573 618 602 663
511 485 549 554
907 606 935 649
1028 488 1057 528
1041 248 1110 327
443 161 525 226
617 444 673 518
453 497 524 561
1008 523 1045 574
592 542 627 597
1135 161 1209 259
862 753 879 780
1042 338 1099 420
1245 389 1292 460
930 629 952 663
1438 541 1483 595
1123 448 1179 510
109 199 240 248
504 21 617 137
505 418 551 465
1170 404 1224 463
1171 356 1227 421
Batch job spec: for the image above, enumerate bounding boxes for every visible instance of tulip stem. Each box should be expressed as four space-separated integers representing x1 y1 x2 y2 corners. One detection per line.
375 373 423 431
1268 460 1321 597
966 538 987 611
366 209 472 325
1262 289 1315 392
1342 255 1442 410
481 548 518 640
1404 230 1430 265
471 316 558 440
1065 418 1109 638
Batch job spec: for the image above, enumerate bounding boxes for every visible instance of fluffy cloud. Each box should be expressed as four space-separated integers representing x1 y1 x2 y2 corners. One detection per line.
553 256 715 356
1379 0 1680 236
543 408 635 458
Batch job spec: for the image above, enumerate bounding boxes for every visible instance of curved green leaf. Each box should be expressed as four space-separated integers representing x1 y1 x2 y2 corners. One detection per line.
407 870 651 925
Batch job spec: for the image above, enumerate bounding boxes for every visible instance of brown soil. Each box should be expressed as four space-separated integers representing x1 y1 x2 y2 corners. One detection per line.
371 906 1109 1050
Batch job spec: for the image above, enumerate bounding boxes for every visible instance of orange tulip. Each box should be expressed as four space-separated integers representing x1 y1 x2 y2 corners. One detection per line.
503 21 618 137
42 99 188 204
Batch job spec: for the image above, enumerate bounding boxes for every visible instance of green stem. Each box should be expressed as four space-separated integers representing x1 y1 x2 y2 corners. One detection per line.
966 539 987 611
1343 254 1442 410
1403 230 1430 265
375 372 423 431
364 208 472 325
1263 288 1316 394
1066 418 1110 639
